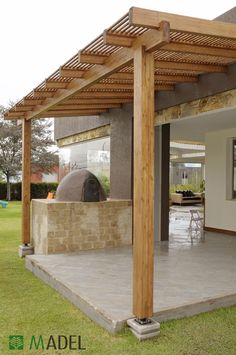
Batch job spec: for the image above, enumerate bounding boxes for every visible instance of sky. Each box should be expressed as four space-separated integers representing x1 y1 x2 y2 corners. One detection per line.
1 0 236 107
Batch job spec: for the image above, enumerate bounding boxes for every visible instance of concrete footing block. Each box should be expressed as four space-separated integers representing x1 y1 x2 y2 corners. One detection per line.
19 245 34 258
127 318 160 340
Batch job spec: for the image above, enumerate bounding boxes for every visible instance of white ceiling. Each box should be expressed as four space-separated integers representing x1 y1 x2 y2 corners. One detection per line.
170 106 236 143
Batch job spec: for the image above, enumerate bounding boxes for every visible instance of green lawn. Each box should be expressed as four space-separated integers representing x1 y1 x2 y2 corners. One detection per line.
0 202 236 355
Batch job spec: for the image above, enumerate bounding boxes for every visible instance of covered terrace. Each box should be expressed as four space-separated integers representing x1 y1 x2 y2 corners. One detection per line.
5 7 236 337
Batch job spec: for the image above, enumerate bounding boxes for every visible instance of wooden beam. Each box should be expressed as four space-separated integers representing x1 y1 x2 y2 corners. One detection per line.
162 42 236 59
110 72 198 82
156 84 174 91
44 108 107 116
39 111 105 118
155 60 227 73
22 119 31 245
109 72 134 80
65 98 133 104
33 90 55 98
78 51 109 64
92 83 133 90
14 106 34 112
156 74 198 82
57 103 121 109
60 67 86 78
26 26 169 120
130 7 236 39
45 81 68 89
23 99 43 105
72 92 134 98
6 111 25 118
103 30 134 47
133 46 154 319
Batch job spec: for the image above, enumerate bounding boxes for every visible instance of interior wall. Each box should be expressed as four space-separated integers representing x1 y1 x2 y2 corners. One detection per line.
205 127 236 231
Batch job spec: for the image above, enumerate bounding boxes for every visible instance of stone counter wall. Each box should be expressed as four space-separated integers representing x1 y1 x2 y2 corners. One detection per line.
32 199 132 254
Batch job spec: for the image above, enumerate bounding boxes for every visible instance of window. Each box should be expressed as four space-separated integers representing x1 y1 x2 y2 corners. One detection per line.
59 137 110 181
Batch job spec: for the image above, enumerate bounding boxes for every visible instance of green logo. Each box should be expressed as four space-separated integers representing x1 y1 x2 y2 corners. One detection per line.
9 336 24 350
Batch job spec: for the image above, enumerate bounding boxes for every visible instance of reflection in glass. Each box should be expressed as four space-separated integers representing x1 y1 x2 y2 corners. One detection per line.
59 137 110 181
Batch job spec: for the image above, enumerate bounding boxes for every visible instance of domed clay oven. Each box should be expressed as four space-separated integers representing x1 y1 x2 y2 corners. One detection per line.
56 169 106 202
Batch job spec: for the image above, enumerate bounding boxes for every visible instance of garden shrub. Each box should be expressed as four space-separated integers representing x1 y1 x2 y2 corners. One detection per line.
97 174 110 197
0 182 59 200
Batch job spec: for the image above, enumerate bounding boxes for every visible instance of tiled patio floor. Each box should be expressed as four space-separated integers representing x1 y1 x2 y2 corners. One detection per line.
26 207 236 332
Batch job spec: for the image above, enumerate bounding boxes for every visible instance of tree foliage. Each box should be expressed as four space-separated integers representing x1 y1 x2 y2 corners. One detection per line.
0 104 58 200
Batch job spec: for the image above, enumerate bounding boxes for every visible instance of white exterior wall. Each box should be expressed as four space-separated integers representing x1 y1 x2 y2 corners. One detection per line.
205 127 236 231
42 172 58 182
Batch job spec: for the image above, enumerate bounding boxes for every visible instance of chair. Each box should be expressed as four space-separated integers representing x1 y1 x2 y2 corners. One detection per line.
47 192 54 199
0 200 8 208
189 209 204 230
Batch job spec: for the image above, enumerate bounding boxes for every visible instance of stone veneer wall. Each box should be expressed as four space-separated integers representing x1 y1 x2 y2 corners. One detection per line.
32 199 132 254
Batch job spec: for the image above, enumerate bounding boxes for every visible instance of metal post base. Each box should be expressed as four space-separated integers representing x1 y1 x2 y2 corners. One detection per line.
127 317 160 340
18 244 34 258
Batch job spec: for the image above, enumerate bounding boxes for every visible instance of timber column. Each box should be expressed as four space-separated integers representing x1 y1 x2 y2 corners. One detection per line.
128 45 160 339
19 119 34 257
133 46 155 320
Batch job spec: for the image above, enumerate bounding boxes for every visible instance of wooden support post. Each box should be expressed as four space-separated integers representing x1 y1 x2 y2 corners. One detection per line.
22 119 31 245
161 124 170 241
133 46 155 319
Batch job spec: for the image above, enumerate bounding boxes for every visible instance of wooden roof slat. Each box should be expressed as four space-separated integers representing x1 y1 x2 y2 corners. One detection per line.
108 72 198 82
5 7 236 120
155 60 227 73
108 13 130 32
155 74 198 82
170 31 236 49
155 50 232 65
24 27 169 119
91 83 133 90
162 42 236 59
129 7 236 40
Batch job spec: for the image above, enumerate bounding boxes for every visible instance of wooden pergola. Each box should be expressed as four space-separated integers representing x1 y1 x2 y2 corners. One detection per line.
5 7 236 321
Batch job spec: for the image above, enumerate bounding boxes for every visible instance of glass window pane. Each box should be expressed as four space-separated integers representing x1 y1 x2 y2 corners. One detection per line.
59 137 110 181
233 140 236 198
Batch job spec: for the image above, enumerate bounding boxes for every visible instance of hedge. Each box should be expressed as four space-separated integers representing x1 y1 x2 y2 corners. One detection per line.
0 182 59 201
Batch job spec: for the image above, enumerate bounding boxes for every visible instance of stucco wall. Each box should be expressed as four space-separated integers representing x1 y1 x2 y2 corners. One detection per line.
32 199 132 254
205 127 236 231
